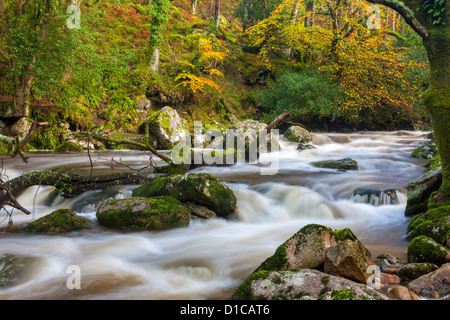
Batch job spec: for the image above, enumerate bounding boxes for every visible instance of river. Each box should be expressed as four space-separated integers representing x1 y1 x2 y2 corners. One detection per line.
0 131 428 299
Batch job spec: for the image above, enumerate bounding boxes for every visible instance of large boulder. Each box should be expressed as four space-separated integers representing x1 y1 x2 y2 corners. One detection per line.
96 196 191 231
310 158 359 171
254 224 336 272
407 235 450 266
407 263 450 299
405 167 442 217
22 209 89 233
132 173 236 218
230 269 388 300
146 106 188 149
324 235 375 284
284 126 313 143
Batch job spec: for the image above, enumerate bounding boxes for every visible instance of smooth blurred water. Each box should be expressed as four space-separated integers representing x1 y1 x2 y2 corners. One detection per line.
0 131 428 299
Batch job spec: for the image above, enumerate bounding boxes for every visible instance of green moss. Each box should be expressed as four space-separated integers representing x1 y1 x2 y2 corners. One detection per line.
255 244 288 272
230 270 271 300
407 235 450 265
23 209 89 233
407 205 450 243
330 289 357 300
333 228 358 242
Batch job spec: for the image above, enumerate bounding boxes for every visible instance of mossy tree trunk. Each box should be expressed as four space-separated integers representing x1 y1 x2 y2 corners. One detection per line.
365 0 449 201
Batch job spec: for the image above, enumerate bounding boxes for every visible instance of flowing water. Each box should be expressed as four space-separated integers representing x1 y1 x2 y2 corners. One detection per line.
0 131 429 300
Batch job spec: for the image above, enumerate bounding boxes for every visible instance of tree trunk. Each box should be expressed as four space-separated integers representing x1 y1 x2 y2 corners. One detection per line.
304 0 315 27
6 74 33 118
192 0 198 14
422 30 450 199
150 47 159 72
214 0 220 29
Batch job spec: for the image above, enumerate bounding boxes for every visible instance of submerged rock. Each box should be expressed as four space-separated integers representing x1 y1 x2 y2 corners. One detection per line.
132 173 236 218
22 209 89 233
96 196 191 231
351 188 405 206
230 269 388 300
0 254 40 289
72 189 122 213
310 158 358 171
146 106 188 149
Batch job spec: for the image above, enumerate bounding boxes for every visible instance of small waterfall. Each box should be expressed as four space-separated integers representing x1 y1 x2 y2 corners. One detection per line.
351 188 407 206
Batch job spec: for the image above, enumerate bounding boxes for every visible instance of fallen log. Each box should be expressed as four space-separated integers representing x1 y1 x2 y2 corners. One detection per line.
0 167 156 210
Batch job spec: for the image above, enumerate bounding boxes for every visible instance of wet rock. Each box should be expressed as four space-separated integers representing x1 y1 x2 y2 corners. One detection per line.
284 126 313 143
254 224 336 272
230 269 389 300
146 106 188 149
406 205 450 244
71 189 122 213
405 167 442 217
380 272 401 285
310 158 358 171
387 285 421 300
132 173 236 218
183 202 217 220
297 142 315 151
407 235 450 266
0 254 40 289
398 262 439 282
22 209 90 233
96 196 191 231
408 263 450 299
233 119 267 132
351 188 403 206
324 237 374 284
374 253 405 267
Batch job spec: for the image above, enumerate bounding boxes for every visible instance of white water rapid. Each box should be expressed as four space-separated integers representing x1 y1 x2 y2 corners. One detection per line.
0 131 429 299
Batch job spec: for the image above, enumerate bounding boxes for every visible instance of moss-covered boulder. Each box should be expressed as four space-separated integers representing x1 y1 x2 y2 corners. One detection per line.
254 224 336 272
230 269 388 300
96 196 191 231
406 205 450 244
284 126 313 143
310 158 358 171
398 263 439 282
405 167 442 217
22 209 89 233
0 254 40 289
407 235 450 265
132 173 236 218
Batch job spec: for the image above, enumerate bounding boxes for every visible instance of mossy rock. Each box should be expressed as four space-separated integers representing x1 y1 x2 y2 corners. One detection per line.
406 205 450 244
0 254 40 289
96 196 191 231
132 173 236 218
397 262 439 282
230 269 388 300
55 141 85 152
310 158 359 171
284 126 313 143
407 235 450 265
254 224 336 272
405 167 442 217
22 209 89 233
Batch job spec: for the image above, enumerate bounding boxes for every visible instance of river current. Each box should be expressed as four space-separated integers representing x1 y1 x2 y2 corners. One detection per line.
0 131 428 299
